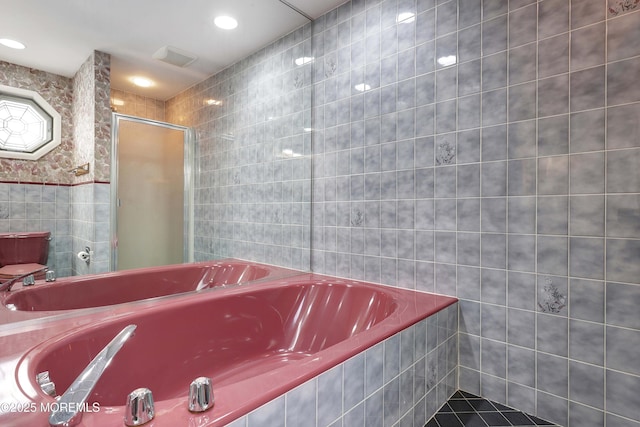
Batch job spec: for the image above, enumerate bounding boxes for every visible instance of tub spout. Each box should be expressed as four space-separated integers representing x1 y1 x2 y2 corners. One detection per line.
48 324 137 427
0 267 48 292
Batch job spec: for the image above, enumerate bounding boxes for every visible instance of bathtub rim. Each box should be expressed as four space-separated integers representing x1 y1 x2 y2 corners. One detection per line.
0 257 303 316
15 274 458 426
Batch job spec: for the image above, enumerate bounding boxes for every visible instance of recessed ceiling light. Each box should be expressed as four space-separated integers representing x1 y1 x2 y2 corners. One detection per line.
396 12 416 23
354 83 371 92
0 38 26 49
437 55 457 66
294 57 314 66
131 76 154 88
214 15 238 30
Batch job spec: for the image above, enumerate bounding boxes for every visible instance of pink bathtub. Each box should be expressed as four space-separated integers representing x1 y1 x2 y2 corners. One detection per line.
1 259 296 312
9 274 457 426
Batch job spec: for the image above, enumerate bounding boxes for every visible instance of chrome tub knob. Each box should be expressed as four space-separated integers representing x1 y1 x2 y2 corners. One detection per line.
188 377 214 412
124 388 155 426
22 274 35 286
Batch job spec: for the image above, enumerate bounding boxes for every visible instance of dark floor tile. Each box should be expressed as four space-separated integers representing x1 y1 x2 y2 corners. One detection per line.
503 411 535 425
424 391 560 427
449 399 475 412
527 415 555 425
479 411 511 426
468 399 498 412
491 401 513 411
452 390 467 399
435 413 464 427
457 412 489 427
439 403 454 413
426 419 439 427
459 390 480 398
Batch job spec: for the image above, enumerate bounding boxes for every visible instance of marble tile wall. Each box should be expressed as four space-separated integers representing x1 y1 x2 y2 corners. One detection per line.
70 182 110 276
166 26 313 271
309 0 640 426
110 89 166 122
229 302 458 427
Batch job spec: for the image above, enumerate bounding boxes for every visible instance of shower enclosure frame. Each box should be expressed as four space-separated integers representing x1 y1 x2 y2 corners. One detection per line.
110 113 195 271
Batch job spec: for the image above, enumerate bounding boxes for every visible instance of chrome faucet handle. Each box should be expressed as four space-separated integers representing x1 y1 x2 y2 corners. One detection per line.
124 388 155 426
188 376 214 412
22 274 35 286
49 324 137 427
45 270 56 282
36 371 58 397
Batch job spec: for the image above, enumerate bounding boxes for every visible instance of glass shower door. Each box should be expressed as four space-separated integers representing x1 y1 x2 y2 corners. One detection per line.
113 115 192 271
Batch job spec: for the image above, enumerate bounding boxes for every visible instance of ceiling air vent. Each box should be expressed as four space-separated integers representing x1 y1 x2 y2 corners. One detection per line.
152 46 198 68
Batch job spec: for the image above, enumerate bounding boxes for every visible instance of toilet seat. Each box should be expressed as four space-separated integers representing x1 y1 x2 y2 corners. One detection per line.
0 263 48 280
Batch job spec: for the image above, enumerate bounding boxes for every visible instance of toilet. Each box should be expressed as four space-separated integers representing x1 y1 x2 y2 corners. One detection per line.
0 231 51 281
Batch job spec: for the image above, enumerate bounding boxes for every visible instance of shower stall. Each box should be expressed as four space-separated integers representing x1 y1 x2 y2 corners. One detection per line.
110 114 194 271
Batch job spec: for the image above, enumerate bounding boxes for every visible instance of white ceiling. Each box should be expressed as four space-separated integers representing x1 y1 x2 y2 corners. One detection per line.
1 0 345 100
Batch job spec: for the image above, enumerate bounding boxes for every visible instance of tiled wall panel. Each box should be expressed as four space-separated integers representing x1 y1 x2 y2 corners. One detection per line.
70 183 110 275
309 0 640 426
0 183 72 277
166 27 313 271
110 89 166 122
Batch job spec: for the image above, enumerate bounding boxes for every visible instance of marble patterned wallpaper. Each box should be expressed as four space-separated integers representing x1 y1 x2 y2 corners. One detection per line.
72 50 112 184
72 54 96 183
93 51 112 184
0 61 75 184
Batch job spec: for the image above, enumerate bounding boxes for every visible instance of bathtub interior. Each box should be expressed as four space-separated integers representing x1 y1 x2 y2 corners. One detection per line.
4 260 280 312
26 281 397 407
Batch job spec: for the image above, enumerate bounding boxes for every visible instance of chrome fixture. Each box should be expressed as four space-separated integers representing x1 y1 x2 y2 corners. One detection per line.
45 270 56 282
0 266 48 292
22 274 36 286
124 387 155 426
48 324 137 427
188 377 214 413
36 371 57 398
